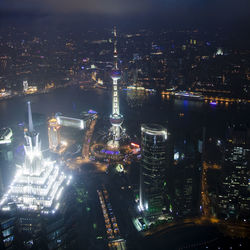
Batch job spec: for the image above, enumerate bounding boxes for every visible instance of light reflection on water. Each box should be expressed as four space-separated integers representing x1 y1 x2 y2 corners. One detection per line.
0 87 249 139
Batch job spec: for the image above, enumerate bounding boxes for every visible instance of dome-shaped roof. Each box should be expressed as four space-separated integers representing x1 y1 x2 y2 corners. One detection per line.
111 69 121 79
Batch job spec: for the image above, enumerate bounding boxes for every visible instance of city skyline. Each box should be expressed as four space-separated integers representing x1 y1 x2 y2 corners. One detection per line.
0 5 249 249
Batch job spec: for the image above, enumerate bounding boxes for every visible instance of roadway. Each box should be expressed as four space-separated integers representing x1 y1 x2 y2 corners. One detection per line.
82 118 97 160
97 188 127 249
143 216 250 239
201 161 221 218
64 116 108 173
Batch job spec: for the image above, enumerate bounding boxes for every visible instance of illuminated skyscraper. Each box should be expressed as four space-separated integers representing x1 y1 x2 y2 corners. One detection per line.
108 27 124 149
23 80 28 92
217 125 250 220
0 102 71 213
55 114 85 129
139 124 168 217
48 118 61 151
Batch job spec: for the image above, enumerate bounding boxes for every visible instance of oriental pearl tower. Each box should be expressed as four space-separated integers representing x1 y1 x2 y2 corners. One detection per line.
107 27 124 149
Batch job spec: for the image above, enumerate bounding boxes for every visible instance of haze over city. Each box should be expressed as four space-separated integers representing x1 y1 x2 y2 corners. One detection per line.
0 1 249 249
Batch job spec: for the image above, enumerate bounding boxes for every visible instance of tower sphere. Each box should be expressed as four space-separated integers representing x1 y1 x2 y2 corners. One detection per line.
111 69 121 80
110 114 124 127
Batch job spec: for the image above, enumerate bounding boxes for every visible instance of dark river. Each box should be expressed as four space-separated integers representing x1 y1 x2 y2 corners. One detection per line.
0 86 249 140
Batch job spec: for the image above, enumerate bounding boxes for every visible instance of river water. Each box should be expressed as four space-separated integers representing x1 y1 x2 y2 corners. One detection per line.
0 87 249 140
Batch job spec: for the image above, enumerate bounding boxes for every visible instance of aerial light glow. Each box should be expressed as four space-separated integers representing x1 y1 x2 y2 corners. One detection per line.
0 102 70 213
61 140 68 146
131 143 140 148
88 109 97 115
56 115 85 130
0 139 11 144
174 152 180 160
216 48 224 56
138 205 143 212
115 164 124 173
210 101 217 106
0 128 13 144
141 125 168 140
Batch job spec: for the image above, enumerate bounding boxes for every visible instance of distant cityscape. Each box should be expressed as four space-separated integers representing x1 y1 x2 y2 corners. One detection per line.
0 24 250 102
0 22 249 250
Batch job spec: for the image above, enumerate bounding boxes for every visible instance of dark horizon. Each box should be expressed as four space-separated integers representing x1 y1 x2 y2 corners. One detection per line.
1 0 250 30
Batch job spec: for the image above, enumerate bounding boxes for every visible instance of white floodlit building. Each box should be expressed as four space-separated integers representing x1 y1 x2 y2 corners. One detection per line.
0 102 71 213
0 128 13 144
55 115 85 130
23 80 28 92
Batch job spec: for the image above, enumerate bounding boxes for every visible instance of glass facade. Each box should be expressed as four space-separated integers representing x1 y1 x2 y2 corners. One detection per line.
140 124 168 216
217 126 250 219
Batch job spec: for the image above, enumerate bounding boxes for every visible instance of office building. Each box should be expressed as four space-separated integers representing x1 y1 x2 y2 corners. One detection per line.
217 125 250 220
55 114 85 130
0 102 71 213
139 124 169 217
0 128 12 145
48 118 61 151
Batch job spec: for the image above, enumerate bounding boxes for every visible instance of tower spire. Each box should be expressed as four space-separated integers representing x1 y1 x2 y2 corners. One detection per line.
108 27 124 149
113 26 118 69
27 101 34 133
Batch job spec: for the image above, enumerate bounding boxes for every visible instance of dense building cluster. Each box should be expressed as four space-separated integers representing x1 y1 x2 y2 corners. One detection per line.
0 25 250 99
0 24 249 250
216 125 250 219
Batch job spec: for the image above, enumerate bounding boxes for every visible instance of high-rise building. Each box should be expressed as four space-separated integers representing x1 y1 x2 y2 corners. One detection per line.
108 27 124 149
0 129 14 199
172 156 199 218
23 80 28 92
0 215 17 249
0 128 13 145
48 118 61 151
55 114 85 130
139 124 169 218
170 136 202 219
0 102 71 213
217 125 250 220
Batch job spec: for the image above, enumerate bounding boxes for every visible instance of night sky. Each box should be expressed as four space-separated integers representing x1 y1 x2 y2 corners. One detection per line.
0 0 250 24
